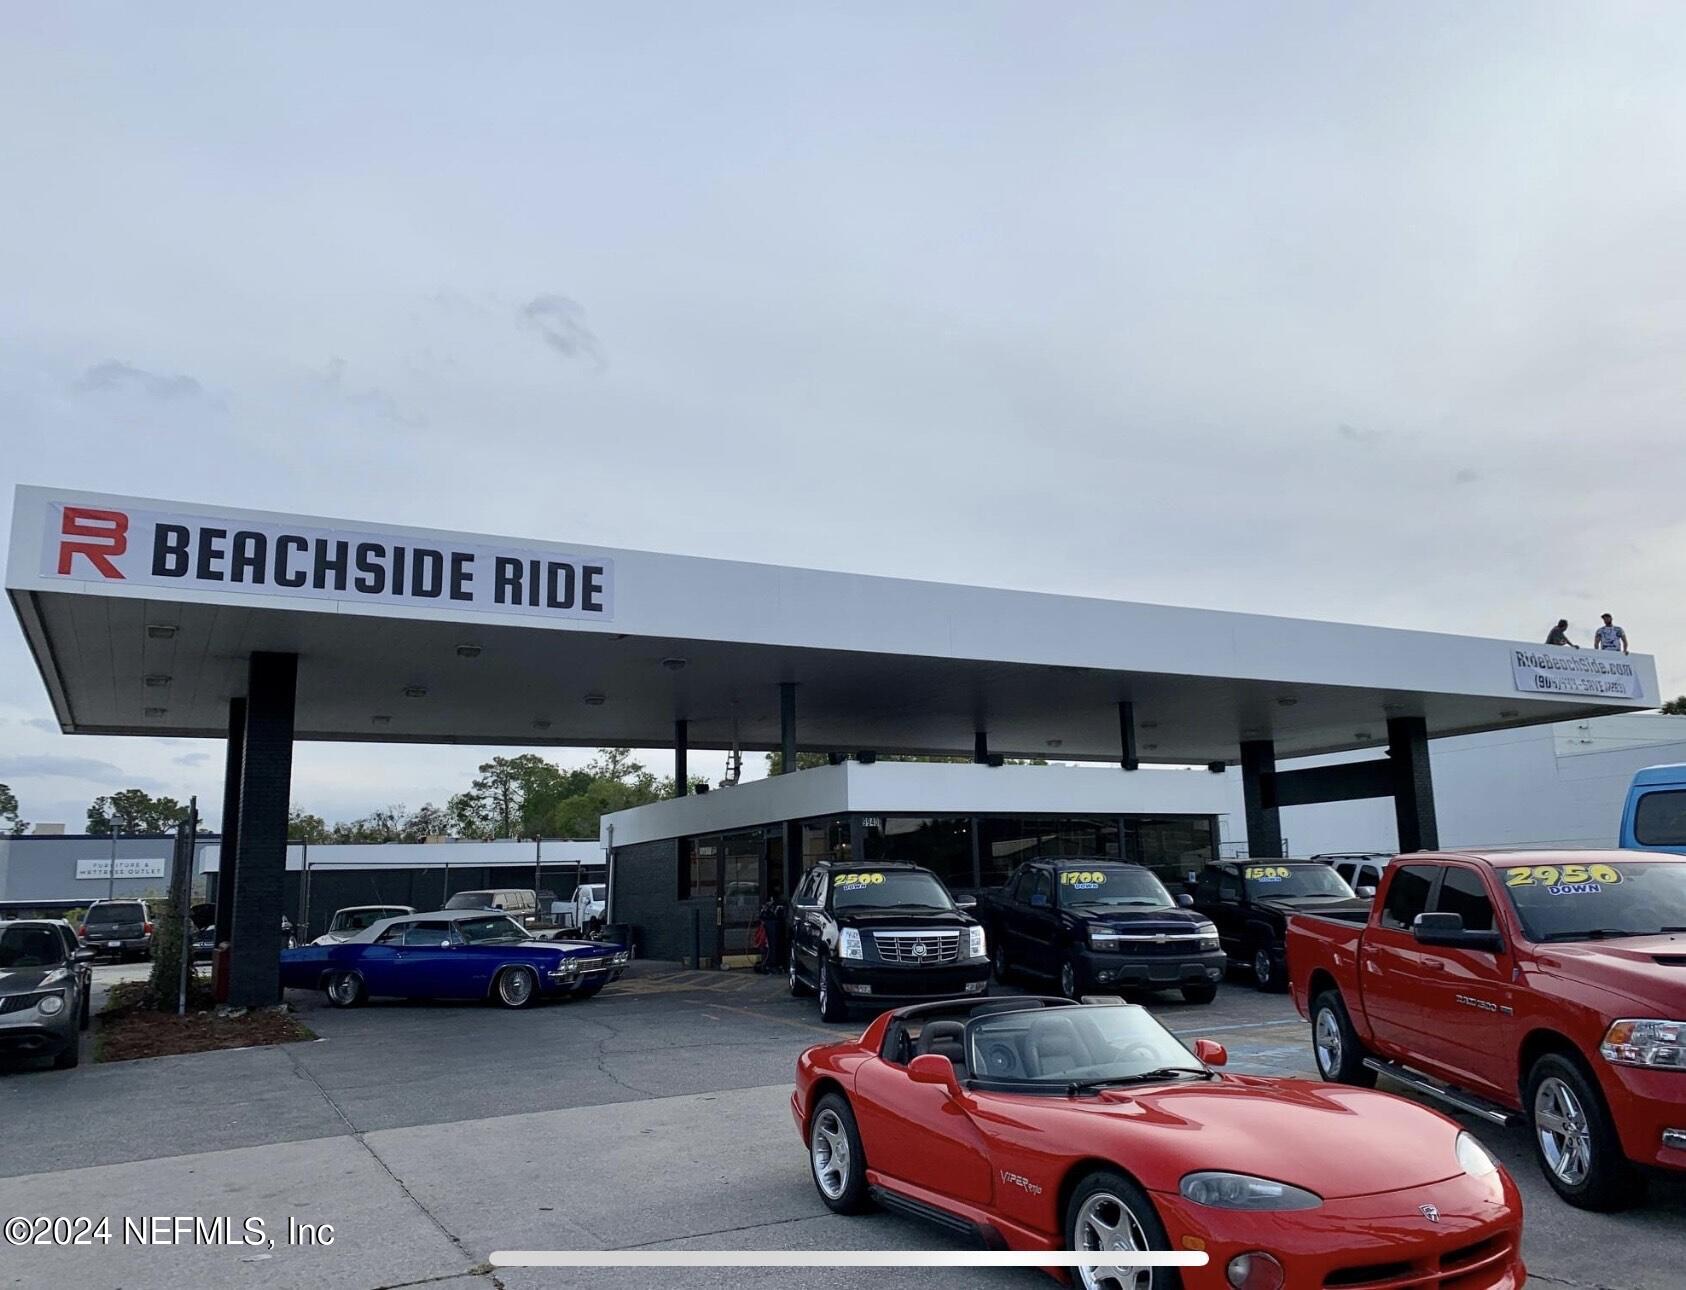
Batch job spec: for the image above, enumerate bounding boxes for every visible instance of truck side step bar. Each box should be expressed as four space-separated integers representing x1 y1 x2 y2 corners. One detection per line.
1361 1059 1523 1127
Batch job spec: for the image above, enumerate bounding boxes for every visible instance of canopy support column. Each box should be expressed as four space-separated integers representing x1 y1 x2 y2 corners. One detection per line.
227 652 296 1009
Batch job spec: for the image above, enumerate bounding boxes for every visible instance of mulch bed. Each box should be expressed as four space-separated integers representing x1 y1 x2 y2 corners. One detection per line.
97 981 317 1063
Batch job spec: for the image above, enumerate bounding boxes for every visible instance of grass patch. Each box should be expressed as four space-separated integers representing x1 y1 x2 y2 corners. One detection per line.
97 979 316 1063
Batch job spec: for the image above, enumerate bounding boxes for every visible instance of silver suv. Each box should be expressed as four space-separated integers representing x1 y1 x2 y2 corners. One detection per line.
79 899 154 960
0 920 93 1070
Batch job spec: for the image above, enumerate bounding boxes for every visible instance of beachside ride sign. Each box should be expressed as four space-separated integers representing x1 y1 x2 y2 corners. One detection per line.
1511 647 1643 700
40 499 614 623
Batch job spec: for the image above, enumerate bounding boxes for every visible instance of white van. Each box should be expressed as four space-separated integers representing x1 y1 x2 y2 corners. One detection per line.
442 888 539 923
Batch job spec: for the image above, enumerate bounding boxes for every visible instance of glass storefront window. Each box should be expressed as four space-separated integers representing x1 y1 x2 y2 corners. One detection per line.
801 817 851 869
678 837 721 900
1126 817 1216 885
861 816 974 890
978 816 1122 887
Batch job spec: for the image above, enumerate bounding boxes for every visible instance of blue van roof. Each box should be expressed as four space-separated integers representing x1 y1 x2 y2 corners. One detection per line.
1633 763 1686 786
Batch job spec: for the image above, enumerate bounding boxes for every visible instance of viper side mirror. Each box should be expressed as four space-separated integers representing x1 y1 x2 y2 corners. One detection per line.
908 1053 962 1097
1193 1039 1227 1067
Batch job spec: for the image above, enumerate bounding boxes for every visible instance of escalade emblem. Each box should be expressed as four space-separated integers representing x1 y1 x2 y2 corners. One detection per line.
911 942 928 957
1419 1205 1440 1223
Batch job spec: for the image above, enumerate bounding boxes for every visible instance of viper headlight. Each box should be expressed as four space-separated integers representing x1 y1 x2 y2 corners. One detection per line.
839 928 863 960
1179 1172 1322 1211
1601 1019 1686 1070
968 925 986 959
1456 1131 1498 1178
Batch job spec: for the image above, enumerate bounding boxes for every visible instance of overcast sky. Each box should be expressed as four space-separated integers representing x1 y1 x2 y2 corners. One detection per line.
2 4 1683 830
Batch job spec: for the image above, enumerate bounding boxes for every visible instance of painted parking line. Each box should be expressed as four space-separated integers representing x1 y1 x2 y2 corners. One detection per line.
1171 1017 1303 1035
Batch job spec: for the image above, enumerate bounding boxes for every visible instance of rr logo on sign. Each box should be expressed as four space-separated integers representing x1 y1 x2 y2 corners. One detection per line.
57 506 129 579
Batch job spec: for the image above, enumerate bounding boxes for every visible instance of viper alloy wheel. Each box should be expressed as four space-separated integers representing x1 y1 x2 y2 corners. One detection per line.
1066 1169 1176 1290
495 966 538 1009
325 971 367 1008
809 1093 869 1213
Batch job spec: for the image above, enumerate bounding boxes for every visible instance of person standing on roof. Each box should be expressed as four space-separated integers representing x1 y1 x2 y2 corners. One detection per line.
1593 613 1630 653
1545 619 1578 648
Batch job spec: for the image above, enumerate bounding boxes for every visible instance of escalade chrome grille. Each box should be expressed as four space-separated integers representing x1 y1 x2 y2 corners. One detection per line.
872 930 961 964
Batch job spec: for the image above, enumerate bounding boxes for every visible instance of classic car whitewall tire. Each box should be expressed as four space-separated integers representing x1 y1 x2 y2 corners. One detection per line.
495 966 539 1009
325 971 367 1008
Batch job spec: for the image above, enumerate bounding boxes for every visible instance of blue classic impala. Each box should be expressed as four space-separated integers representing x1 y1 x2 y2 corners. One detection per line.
279 910 629 1008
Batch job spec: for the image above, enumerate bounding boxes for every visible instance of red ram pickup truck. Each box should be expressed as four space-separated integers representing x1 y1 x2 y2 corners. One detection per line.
1287 850 1686 1211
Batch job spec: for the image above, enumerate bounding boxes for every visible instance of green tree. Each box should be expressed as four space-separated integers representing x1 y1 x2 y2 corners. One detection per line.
1662 696 1686 715
287 809 330 843
87 789 188 836
0 783 25 835
763 751 832 774
448 754 568 838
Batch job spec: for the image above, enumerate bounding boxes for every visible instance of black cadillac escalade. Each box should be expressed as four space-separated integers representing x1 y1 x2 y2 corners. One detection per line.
787 861 991 1021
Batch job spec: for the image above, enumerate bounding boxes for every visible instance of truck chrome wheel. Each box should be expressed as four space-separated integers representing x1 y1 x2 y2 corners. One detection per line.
1535 1075 1592 1186
811 1107 850 1200
1313 1005 1342 1077
1074 1190 1153 1290
1252 948 1273 988
1060 960 1079 999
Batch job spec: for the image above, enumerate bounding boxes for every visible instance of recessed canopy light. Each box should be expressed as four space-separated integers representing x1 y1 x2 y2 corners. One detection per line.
1499 709 1519 719
1046 738 1063 748
144 707 166 718
660 657 688 672
371 714 392 726
146 624 177 640
1241 728 1264 738
583 692 607 706
1145 743 1159 751
455 644 483 659
1354 731 1374 740
1276 697 1299 707
402 685 428 699
532 718 552 730
1383 703 1406 714
143 674 171 688
1140 720 1159 730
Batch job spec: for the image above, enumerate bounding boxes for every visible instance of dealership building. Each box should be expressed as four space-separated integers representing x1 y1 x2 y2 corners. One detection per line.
7 485 1661 999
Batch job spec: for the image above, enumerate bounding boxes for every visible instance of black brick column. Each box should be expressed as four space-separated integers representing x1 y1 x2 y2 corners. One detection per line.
1240 738 1283 858
1387 716 1439 853
1118 701 1139 772
211 697 246 994
674 720 689 797
227 652 297 1008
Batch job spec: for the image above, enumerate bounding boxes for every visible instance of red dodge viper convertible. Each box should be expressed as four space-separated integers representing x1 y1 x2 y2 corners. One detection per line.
792 996 1524 1290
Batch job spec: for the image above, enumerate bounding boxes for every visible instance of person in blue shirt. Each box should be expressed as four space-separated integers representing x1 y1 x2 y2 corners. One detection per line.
1593 613 1629 653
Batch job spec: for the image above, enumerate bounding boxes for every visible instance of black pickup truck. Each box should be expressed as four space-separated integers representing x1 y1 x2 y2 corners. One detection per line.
787 861 991 1021
975 859 1225 1004
1190 859 1370 992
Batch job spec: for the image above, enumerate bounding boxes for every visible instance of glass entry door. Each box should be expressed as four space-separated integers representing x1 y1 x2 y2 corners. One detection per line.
719 831 764 959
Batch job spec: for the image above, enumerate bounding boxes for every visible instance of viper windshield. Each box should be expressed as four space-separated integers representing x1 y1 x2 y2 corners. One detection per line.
1057 865 1174 910
1501 860 1686 942
1242 865 1354 899
964 1004 1202 1087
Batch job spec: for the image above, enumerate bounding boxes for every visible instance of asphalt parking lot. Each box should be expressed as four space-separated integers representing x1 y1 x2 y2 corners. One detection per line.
2 964 1681 1289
